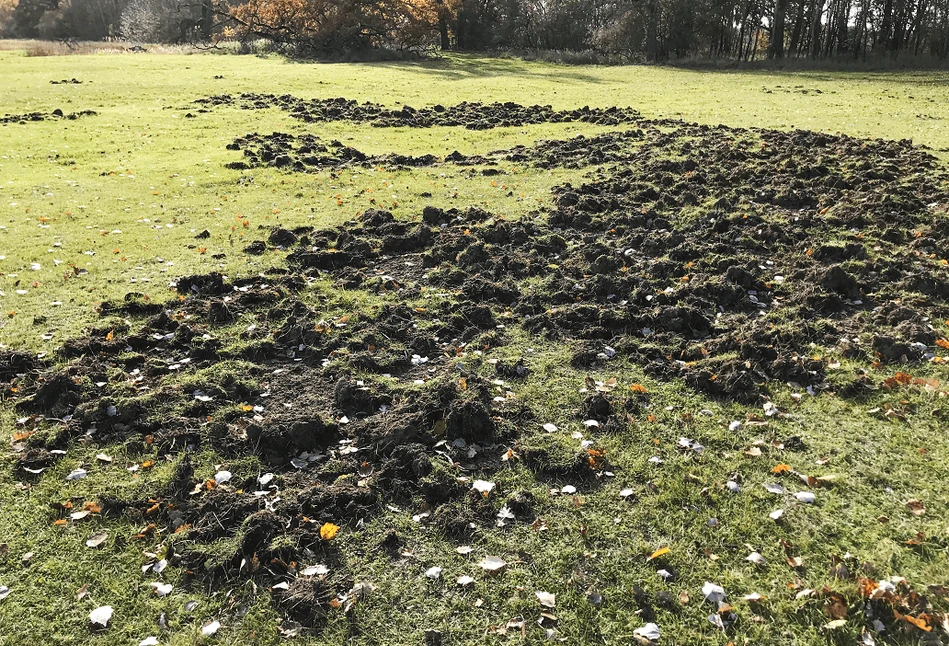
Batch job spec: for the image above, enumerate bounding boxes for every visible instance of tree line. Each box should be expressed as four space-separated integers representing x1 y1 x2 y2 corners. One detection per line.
5 0 949 62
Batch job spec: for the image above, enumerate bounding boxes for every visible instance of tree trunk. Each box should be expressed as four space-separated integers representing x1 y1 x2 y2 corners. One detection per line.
809 0 824 58
769 0 789 58
879 0 895 50
788 0 807 56
645 0 659 62
435 0 451 51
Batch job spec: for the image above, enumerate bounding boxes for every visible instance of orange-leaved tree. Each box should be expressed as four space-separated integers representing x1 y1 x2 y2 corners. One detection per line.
224 0 459 53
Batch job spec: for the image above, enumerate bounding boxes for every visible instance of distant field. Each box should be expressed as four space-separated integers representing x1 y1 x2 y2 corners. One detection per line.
0 47 948 646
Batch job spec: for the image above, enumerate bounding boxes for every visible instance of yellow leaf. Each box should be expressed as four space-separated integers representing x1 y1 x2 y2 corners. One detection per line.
320 522 340 540
771 463 792 474
648 546 670 561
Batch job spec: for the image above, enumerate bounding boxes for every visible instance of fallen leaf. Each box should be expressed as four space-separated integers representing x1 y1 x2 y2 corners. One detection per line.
201 620 220 636
300 564 329 577
746 551 767 566
86 531 108 548
536 591 556 608
320 522 340 540
702 582 726 604
89 605 113 627
648 547 670 561
472 480 495 495
478 556 506 574
150 582 173 597
632 622 660 642
906 499 926 516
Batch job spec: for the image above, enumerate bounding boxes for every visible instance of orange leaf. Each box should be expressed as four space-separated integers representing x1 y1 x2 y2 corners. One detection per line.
105 330 114 341
141 460 154 469
858 578 879 598
648 547 670 560
135 523 156 539
771 463 792 475
899 612 932 632
936 339 949 349
894 371 913 385
53 519 68 526
12 431 33 441
629 383 647 394
320 522 340 540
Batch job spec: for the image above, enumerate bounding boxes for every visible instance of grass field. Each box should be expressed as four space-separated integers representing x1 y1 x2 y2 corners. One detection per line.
1 47 949 646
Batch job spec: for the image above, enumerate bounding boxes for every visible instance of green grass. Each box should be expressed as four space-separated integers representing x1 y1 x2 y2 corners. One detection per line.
1 47 948 645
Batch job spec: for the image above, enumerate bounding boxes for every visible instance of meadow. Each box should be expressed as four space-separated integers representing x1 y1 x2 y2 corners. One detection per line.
0 47 948 645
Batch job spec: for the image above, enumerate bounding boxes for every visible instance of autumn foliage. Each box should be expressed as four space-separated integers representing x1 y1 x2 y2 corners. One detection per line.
224 0 458 53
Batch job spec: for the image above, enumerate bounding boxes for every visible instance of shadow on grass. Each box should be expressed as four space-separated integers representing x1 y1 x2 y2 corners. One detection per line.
363 53 609 84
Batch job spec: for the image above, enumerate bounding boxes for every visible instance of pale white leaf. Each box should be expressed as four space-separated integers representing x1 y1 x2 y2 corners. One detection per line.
702 581 726 604
471 480 495 494
477 556 506 573
150 582 173 597
535 590 556 608
633 622 660 642
89 605 113 627
300 564 329 577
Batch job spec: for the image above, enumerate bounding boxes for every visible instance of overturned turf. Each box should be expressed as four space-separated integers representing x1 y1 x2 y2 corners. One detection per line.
0 108 97 124
5 102 949 635
191 93 644 129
